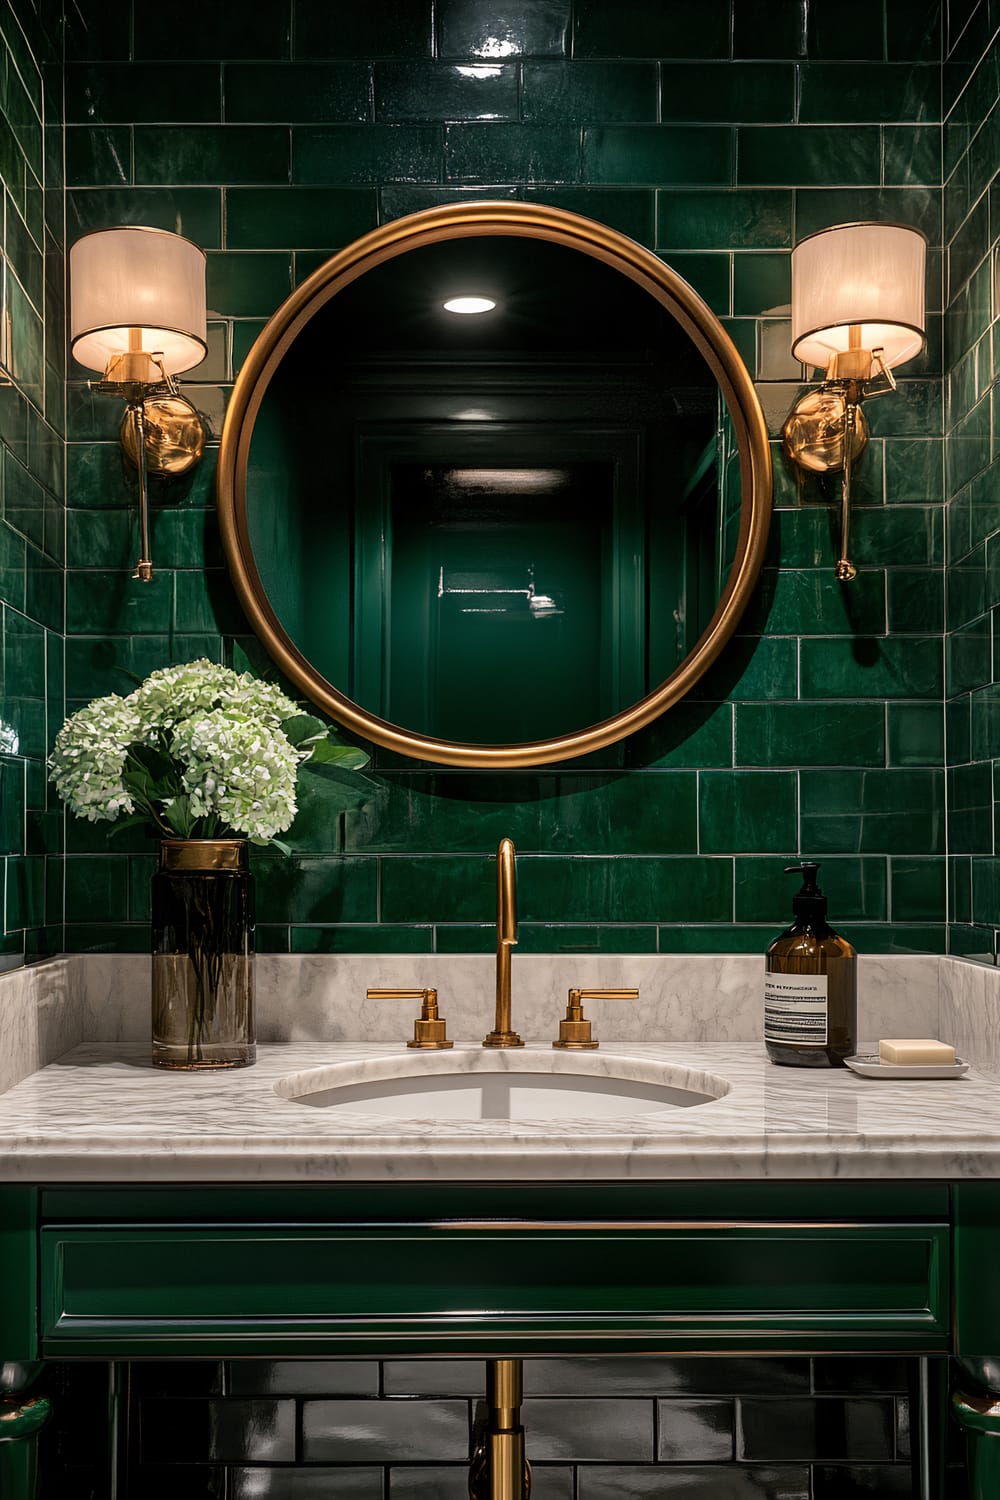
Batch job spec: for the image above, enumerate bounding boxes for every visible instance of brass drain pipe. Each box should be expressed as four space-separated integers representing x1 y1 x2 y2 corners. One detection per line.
469 1359 531 1500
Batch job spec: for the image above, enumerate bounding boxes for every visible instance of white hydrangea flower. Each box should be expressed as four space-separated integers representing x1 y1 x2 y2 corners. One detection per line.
130 658 300 740
48 693 141 823
171 708 301 841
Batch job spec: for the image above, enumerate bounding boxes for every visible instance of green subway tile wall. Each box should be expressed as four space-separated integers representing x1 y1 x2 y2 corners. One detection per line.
944 6 1000 960
4 0 994 960
0 0 63 969
53 0 957 956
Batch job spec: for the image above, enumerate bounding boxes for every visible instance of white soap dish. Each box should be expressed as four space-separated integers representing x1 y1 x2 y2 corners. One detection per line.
845 1053 970 1080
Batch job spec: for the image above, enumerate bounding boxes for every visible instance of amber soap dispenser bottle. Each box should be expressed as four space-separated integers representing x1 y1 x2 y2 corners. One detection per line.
764 861 857 1067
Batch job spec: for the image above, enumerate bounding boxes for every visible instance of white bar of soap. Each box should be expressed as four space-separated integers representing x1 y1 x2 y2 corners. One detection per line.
878 1038 956 1065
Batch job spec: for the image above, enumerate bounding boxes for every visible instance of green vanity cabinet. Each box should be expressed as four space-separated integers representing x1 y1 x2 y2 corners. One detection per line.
0 1177 992 1497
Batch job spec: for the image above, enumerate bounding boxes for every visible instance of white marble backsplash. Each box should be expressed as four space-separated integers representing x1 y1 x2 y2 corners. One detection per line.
0 958 83 1094
77 950 941 1045
4 949 1000 1089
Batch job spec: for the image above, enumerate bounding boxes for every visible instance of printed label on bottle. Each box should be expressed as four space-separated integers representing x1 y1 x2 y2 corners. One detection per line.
764 972 828 1046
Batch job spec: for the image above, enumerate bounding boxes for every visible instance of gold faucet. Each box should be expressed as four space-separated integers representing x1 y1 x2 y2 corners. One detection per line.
483 837 523 1048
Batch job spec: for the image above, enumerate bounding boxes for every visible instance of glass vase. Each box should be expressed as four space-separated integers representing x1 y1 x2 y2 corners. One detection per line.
151 839 256 1070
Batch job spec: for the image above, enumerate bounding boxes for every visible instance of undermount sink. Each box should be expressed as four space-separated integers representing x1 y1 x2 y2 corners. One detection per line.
274 1050 728 1122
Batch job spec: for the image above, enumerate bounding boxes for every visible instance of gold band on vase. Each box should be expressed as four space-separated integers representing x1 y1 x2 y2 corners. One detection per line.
159 839 248 872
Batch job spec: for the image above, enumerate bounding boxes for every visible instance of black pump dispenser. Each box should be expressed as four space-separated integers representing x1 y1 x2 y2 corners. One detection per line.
785 862 827 923
764 858 857 1068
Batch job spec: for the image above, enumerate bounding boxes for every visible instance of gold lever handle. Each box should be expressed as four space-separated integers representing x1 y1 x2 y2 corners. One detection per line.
366 987 453 1050
552 987 639 1050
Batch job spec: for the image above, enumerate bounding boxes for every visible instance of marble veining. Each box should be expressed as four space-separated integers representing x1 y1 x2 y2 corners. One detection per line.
76 952 944 1045
0 958 83 1095
0 1040 998 1183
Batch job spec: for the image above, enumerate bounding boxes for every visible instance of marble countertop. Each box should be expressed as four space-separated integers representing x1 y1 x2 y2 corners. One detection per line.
0 1040 998 1181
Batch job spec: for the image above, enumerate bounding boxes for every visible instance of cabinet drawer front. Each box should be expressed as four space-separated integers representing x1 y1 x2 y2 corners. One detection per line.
41 1224 949 1357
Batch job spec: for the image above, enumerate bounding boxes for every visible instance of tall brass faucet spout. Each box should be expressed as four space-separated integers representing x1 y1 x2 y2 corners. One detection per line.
483 837 523 1048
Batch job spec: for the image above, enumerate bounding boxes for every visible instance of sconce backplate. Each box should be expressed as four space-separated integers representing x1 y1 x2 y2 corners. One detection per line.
120 394 207 476
782 386 869 474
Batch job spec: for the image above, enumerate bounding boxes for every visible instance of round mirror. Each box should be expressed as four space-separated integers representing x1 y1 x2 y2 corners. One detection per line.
217 202 771 767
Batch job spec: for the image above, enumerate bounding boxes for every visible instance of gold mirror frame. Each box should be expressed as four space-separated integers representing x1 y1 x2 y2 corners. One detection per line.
217 201 772 768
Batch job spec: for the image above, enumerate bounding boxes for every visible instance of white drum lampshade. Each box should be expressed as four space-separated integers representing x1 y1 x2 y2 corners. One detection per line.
790 222 926 374
70 226 207 377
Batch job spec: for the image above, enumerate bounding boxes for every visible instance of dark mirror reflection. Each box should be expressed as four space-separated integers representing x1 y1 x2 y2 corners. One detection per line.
247 234 739 745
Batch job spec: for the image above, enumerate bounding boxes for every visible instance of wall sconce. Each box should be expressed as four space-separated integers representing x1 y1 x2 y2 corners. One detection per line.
69 226 208 582
783 222 926 581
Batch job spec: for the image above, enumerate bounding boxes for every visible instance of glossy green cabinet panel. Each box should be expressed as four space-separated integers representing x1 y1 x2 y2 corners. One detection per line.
0 1189 39 1363
41 1221 949 1358
953 1183 1000 1357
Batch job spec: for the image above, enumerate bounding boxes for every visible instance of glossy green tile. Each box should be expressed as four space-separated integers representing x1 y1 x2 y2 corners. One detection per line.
970 686 1000 762
886 0 943 62
0 519 26 613
66 569 173 635
293 0 432 59
844 922 947 953
738 126 882 187
433 923 496 953
380 184 521 222
345 771 698 854
887 569 946 634
950 853 973 923
800 637 943 699
972 856 1000 927
66 509 132 571
890 857 947 920
732 253 790 316
173 570 246 635
949 760 994 851
661 63 795 124
947 542 986 627
134 126 290 186
6 274 42 405
6 197 42 314
0 756 24 854
735 856 887 923
795 186 942 244
574 0 730 58
135 0 290 60
658 923 774 953
522 63 657 123
64 856 128 922
127 855 157 922
884 439 945 503
800 768 945 854
380 854 495 922
799 65 939 124
67 187 222 248
884 127 944 187
515 924 658 953
699 770 797 853
445 124 580 183
291 924 434 954
26 808 61 857
65 63 221 124
691 636 799 702
65 124 131 188
5 854 45 931
521 188 654 245
584 126 731 186
806 0 888 57
887 703 944 766
224 62 370 123
627 702 734 769
374 62 518 122
63 0 130 59
519 855 734 924
732 0 807 57
438 0 570 57
226 187 377 249
948 615 992 695
657 190 793 251
736 703 886 767
294 125 441 184
65 921 151 953
254 855 377 923
744 568 887 637
659 253 730 313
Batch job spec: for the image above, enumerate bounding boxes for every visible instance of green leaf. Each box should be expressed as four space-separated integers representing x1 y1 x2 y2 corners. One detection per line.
125 742 182 796
306 740 370 768
253 836 292 855
282 713 329 748
165 794 197 838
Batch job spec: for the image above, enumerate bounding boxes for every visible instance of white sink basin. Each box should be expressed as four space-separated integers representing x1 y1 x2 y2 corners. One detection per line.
274 1050 727 1122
